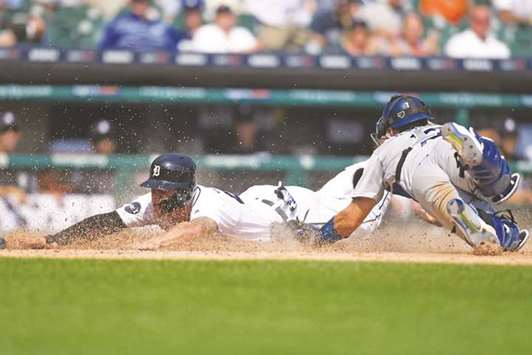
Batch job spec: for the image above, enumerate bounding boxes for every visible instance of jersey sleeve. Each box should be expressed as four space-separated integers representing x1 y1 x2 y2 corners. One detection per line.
352 153 385 201
115 193 156 227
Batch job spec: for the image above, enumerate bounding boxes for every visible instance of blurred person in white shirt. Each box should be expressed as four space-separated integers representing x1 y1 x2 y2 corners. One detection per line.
390 12 439 56
444 5 510 59
245 0 316 51
191 4 257 53
358 0 405 38
338 19 378 56
493 0 532 26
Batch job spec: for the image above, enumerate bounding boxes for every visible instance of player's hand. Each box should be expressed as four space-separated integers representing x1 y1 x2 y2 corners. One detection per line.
287 221 321 245
3 234 48 249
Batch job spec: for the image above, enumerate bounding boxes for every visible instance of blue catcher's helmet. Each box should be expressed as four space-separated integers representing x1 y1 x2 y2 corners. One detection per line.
372 95 432 144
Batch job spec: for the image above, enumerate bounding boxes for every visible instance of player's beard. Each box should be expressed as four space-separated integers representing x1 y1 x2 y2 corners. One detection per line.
157 204 193 231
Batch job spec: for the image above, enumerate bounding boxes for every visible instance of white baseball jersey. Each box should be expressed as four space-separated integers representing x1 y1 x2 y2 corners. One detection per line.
353 124 482 218
239 161 391 233
317 162 391 232
116 185 275 242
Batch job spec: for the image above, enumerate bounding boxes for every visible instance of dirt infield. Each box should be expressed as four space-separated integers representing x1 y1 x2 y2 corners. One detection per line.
3 249 532 266
1 223 531 265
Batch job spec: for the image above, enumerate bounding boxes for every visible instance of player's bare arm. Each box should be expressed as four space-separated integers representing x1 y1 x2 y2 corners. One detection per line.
47 211 127 246
3 211 127 249
333 197 376 238
135 217 219 250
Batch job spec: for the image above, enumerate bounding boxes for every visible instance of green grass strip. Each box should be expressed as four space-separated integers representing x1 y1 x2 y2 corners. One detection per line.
1 258 531 355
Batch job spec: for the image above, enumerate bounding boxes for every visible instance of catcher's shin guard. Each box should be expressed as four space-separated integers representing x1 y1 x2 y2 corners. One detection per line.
446 198 500 250
442 123 520 204
447 198 529 252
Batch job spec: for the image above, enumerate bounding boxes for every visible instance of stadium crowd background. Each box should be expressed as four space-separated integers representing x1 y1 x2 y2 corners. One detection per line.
0 0 530 57
0 0 531 234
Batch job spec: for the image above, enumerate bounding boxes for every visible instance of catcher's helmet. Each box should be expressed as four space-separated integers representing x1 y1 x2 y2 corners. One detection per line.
141 154 196 192
372 95 432 144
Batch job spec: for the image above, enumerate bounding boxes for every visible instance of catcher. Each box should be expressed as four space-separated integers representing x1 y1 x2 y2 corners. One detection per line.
312 95 528 253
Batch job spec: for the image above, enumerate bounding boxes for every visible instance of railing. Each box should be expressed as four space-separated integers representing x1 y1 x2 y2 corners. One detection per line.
2 154 531 199
2 48 530 92
0 85 531 109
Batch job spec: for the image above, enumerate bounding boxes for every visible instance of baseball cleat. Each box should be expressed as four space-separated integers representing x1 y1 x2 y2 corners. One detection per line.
447 198 499 250
442 122 483 166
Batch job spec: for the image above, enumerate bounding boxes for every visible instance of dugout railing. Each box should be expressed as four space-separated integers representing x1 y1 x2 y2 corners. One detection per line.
2 153 531 202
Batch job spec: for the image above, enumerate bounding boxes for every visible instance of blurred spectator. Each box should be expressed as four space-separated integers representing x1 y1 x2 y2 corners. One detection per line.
0 0 47 46
444 5 510 58
87 0 128 19
0 112 26 203
99 0 187 52
420 0 469 25
205 0 244 19
176 0 204 50
44 1 105 49
0 1 17 46
154 0 180 23
499 117 520 161
309 0 361 53
390 12 439 56
233 105 257 154
0 112 21 154
90 119 116 154
338 19 377 56
181 0 204 35
0 27 17 47
358 0 405 38
245 0 316 51
493 0 532 26
191 5 257 53
0 28 17 47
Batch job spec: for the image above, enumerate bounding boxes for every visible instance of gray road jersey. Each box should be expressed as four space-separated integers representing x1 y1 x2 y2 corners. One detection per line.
353 124 476 201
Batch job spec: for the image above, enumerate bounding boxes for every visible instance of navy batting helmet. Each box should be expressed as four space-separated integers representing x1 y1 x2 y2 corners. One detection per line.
141 154 196 192
372 95 432 144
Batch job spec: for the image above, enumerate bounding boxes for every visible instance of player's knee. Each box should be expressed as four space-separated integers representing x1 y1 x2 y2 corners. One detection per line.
422 183 459 230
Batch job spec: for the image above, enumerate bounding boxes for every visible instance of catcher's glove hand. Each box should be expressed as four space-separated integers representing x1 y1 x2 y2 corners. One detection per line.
286 220 325 246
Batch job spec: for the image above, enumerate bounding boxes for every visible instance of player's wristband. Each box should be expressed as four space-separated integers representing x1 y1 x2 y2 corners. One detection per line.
318 218 343 244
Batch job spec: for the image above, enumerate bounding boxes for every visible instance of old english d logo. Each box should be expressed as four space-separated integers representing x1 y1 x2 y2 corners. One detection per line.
152 165 161 177
397 111 406 119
